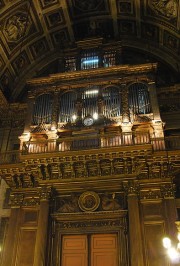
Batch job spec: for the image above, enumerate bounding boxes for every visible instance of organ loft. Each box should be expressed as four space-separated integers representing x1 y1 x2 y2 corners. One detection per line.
0 37 180 266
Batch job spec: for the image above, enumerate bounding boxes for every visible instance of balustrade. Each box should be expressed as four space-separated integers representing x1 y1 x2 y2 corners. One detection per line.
1 135 179 165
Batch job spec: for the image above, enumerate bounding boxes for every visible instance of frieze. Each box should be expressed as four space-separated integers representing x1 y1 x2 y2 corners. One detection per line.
140 189 161 200
58 219 126 229
23 197 40 206
57 192 124 213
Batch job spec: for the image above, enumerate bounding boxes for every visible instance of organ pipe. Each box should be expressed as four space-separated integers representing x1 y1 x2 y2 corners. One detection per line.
32 94 52 125
128 83 151 115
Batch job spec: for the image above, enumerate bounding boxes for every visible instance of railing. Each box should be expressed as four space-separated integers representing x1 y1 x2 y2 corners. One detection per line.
0 135 179 165
21 132 151 155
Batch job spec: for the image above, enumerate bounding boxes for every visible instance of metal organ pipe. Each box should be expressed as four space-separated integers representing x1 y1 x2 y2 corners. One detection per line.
128 83 151 115
32 94 52 125
59 92 77 123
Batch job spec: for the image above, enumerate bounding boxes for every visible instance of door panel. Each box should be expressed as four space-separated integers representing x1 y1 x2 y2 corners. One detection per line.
62 235 88 266
62 234 118 266
91 234 118 266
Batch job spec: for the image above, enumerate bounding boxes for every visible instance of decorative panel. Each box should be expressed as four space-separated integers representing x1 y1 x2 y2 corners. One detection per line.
16 229 36 266
141 201 164 220
67 0 110 18
91 234 118 266
44 8 65 29
12 51 30 75
143 223 167 266
23 210 38 224
62 235 88 266
117 0 135 16
39 0 59 9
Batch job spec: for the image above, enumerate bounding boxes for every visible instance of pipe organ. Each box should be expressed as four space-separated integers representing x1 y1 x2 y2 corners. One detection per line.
31 83 151 127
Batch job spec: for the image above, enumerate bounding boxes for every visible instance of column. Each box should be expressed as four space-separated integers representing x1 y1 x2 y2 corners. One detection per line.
121 83 130 123
51 91 59 130
33 187 51 266
148 81 161 121
123 181 144 266
161 183 177 239
75 92 83 123
97 91 104 117
1 194 23 266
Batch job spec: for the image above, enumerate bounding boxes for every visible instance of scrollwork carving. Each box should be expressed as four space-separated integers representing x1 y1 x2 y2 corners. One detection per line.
123 181 139 196
38 186 52 201
10 193 24 207
161 183 175 198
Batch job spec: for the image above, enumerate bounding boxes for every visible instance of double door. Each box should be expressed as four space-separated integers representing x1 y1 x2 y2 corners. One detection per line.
62 234 118 266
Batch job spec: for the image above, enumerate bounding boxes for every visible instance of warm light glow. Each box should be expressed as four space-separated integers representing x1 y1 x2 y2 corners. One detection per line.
163 237 171 249
51 125 56 131
72 114 77 121
167 247 180 261
177 233 180 242
85 90 99 95
177 242 180 250
93 112 98 120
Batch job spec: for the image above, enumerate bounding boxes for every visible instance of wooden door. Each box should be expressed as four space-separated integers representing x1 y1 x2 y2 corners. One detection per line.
62 234 118 266
91 234 118 266
62 235 88 266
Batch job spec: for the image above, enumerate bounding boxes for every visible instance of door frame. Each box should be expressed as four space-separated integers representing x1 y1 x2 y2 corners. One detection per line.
50 211 129 266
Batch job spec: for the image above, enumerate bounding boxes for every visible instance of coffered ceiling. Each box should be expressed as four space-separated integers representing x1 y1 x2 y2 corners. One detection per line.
0 0 180 101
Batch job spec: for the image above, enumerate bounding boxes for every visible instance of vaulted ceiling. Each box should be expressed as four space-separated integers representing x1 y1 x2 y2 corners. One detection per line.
0 0 180 101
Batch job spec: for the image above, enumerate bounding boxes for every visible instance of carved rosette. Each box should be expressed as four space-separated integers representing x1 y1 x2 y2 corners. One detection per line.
78 191 100 212
123 181 139 196
161 184 175 199
38 186 52 201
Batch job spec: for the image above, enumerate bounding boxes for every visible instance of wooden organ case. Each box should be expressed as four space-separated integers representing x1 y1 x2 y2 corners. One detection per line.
1 41 177 266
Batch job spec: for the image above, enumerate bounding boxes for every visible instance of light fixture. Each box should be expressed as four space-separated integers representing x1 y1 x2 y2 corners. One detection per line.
93 112 98 120
72 114 77 121
83 59 99 64
85 90 99 95
162 222 180 264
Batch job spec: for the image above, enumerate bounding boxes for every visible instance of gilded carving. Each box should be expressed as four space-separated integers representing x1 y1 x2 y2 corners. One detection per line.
23 197 40 206
3 11 32 43
58 219 125 229
38 186 52 201
161 183 175 198
101 193 122 211
78 191 100 212
123 181 139 196
140 190 161 200
10 193 24 207
149 0 178 19
58 194 79 213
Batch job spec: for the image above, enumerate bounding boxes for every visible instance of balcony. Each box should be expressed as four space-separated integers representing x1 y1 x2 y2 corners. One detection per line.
0 134 180 165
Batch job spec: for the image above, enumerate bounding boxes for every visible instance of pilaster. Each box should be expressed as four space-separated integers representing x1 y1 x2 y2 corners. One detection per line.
123 181 144 266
